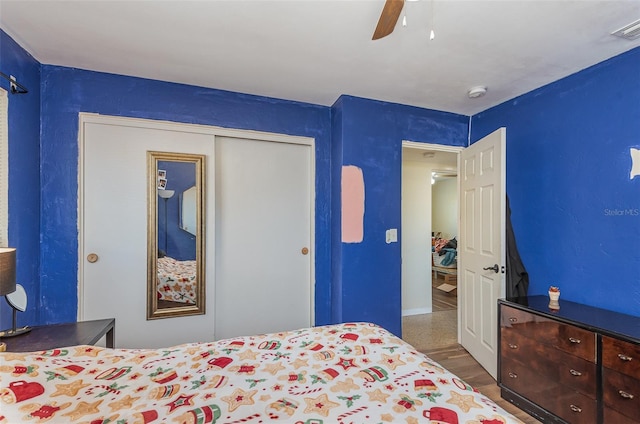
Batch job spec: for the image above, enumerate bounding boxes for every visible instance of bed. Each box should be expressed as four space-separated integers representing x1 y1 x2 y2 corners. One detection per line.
0 322 522 423
157 256 196 304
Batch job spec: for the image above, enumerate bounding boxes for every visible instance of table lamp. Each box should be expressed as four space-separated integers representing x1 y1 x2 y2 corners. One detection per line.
0 247 31 337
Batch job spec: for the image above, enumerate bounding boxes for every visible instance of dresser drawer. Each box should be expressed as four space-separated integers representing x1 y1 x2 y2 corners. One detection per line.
501 304 536 328
602 336 640 380
500 356 597 422
602 368 640 421
551 393 598 424
500 304 596 362
501 356 549 399
603 406 639 424
553 324 596 362
501 332 596 396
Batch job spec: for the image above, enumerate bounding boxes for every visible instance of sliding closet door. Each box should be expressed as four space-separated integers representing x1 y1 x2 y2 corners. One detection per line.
81 115 314 347
80 115 216 348
214 136 313 340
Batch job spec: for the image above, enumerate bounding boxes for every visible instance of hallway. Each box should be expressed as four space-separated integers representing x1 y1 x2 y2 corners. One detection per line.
401 272 457 350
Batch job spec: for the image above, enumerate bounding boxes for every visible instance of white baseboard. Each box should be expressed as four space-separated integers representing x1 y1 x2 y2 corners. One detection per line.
402 307 432 317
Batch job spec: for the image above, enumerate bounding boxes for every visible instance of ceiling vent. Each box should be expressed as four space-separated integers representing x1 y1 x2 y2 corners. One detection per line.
611 19 640 40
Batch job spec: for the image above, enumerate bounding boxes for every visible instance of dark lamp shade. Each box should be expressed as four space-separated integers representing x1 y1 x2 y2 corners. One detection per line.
0 247 16 296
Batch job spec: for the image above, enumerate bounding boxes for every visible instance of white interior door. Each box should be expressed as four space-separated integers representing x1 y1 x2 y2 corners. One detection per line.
214 136 313 340
459 128 506 379
80 115 216 348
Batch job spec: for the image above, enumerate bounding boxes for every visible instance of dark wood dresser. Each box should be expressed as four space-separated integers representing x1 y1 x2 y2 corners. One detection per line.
499 296 640 423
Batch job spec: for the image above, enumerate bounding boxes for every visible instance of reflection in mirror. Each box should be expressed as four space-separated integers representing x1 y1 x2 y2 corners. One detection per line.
180 186 197 236
147 151 205 320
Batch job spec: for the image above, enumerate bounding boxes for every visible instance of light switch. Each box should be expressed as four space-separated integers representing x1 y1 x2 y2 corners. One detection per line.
386 228 398 244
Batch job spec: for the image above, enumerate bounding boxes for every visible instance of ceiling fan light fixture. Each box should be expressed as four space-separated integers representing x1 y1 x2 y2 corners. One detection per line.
468 86 487 99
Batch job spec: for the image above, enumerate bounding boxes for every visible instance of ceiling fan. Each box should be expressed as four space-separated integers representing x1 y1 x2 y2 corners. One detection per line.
372 0 406 40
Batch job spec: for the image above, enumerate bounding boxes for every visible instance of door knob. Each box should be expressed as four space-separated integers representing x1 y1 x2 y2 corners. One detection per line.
301 247 309 255
483 264 499 273
87 253 99 263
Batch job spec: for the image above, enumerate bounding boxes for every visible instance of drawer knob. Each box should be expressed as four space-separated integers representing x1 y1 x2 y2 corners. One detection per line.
509 317 517 323
568 337 581 344
619 390 635 400
569 369 582 376
569 405 582 413
618 353 633 362
508 372 518 379
508 343 518 349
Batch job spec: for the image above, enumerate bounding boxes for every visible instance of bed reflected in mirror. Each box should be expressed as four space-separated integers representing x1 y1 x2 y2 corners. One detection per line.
147 151 206 319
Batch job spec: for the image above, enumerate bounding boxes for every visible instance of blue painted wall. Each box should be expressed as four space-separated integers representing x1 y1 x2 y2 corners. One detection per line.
332 96 468 335
33 65 468 334
471 47 640 317
37 65 333 326
0 31 41 330
6 25 638 336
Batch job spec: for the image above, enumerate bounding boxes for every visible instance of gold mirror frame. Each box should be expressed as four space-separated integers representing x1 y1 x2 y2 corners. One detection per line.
147 151 206 320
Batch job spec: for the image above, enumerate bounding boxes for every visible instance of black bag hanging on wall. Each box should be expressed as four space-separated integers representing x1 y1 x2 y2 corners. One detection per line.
506 196 529 298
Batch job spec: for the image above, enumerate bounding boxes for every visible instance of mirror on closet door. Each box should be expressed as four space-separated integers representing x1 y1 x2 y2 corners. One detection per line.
147 151 206 320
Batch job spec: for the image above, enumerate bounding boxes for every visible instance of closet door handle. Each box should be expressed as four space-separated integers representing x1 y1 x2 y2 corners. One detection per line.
569 337 581 344
569 369 582 376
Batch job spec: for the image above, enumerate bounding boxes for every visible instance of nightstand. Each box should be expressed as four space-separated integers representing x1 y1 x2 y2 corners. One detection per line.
1 318 115 352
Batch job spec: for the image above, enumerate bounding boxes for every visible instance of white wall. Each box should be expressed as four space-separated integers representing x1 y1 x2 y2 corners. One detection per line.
401 160 432 315
432 178 458 240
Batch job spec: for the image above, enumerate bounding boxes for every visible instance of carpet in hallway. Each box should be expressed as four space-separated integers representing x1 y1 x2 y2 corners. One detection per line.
402 310 457 351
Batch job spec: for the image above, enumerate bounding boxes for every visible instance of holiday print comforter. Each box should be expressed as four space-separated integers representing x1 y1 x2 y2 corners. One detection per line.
0 322 522 424
157 256 196 304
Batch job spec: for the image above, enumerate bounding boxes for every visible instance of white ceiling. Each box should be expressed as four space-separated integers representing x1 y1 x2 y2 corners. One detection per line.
403 147 457 167
1 0 639 115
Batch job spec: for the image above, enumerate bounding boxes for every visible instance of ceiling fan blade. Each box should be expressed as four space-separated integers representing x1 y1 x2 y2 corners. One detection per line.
372 0 405 40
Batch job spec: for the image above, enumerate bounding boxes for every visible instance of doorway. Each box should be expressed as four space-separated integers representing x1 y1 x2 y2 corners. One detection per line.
431 167 459 310
401 142 461 351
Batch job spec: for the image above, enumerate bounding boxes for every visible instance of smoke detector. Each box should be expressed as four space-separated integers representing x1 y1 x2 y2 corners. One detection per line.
468 86 487 99
611 19 640 40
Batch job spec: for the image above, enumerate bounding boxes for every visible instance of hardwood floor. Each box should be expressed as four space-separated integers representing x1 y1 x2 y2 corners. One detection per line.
431 271 457 311
421 344 541 423
420 273 540 422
